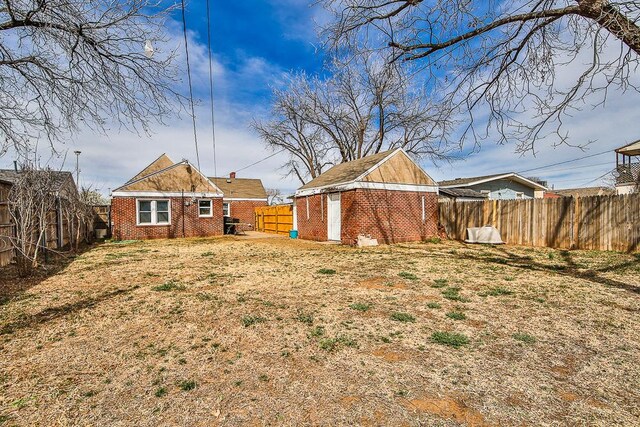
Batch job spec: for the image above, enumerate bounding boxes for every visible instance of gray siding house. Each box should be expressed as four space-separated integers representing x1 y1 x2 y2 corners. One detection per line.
439 173 547 200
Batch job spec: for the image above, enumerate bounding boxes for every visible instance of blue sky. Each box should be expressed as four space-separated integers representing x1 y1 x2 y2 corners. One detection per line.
0 0 635 194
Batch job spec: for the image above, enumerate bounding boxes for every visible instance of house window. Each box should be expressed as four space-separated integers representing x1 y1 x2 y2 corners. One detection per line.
222 202 230 217
198 199 212 217
137 199 170 225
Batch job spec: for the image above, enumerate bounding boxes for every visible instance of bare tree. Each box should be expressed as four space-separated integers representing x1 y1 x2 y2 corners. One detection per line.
254 53 451 184
0 0 179 155
8 167 58 274
323 0 640 151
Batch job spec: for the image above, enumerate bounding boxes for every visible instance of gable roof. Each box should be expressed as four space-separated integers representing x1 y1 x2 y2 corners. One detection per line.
114 159 222 195
299 150 395 190
439 172 547 191
209 177 267 199
127 153 175 183
298 149 436 194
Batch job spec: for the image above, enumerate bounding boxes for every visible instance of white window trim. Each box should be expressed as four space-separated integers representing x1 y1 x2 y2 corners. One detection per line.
198 199 213 218
136 199 171 226
222 202 231 217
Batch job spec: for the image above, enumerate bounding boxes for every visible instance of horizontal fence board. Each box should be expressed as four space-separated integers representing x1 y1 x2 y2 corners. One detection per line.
439 194 640 252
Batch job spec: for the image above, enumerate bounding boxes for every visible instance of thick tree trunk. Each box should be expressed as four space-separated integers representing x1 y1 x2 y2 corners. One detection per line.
578 0 640 55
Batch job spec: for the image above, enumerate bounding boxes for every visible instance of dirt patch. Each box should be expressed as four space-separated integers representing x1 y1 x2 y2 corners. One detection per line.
371 347 407 362
403 395 491 426
355 277 407 290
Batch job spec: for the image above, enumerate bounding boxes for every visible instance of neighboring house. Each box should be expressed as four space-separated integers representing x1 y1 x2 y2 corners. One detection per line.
615 140 639 195
553 187 615 198
294 148 439 244
209 173 268 225
439 173 547 200
438 187 487 202
111 154 224 240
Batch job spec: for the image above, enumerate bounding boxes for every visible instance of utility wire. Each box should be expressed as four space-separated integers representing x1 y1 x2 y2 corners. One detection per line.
517 149 610 174
205 0 218 178
233 149 286 174
180 0 201 171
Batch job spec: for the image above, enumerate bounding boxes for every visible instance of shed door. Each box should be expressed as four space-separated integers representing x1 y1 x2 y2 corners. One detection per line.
327 193 341 241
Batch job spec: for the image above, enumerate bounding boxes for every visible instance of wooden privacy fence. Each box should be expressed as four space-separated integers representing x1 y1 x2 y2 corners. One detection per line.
255 205 294 235
439 194 640 252
0 182 12 267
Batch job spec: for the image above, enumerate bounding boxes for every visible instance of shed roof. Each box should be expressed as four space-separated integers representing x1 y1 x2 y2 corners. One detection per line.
439 172 547 191
616 140 640 156
209 177 267 199
298 149 436 193
299 150 395 190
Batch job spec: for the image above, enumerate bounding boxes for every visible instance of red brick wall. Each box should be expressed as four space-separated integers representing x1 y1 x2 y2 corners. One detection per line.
225 199 268 227
296 189 438 244
295 193 328 241
111 197 224 240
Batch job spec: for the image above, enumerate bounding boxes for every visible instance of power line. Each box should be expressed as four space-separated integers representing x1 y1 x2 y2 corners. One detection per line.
517 149 611 174
205 0 218 178
233 149 286 174
180 0 201 171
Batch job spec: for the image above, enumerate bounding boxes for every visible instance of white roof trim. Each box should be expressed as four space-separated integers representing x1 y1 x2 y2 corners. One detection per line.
295 181 438 197
224 197 268 202
112 191 223 198
440 173 547 191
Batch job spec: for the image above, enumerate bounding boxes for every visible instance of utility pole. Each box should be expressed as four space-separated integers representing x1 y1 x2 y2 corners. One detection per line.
74 150 81 186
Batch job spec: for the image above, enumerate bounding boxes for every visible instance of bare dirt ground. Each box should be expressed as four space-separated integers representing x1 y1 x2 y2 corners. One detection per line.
0 235 639 426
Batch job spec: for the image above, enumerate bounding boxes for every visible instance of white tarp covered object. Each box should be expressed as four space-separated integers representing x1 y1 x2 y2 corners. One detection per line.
465 226 504 244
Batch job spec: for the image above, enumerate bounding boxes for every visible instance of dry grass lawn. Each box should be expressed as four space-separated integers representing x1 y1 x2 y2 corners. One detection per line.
1 235 639 426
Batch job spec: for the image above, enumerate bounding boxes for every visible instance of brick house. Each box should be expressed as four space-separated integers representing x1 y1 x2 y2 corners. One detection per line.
111 154 224 240
294 148 439 244
209 173 268 226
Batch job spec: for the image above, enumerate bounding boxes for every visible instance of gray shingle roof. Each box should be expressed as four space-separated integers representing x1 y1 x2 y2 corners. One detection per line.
209 177 267 199
299 150 395 190
0 169 75 190
439 188 487 198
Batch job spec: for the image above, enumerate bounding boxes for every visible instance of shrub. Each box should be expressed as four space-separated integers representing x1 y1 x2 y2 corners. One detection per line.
431 331 469 348
390 312 415 323
446 311 466 321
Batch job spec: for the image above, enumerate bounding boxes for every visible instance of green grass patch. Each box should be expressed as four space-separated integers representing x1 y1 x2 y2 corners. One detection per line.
431 331 469 348
426 302 441 309
399 271 419 281
423 237 442 244
317 268 336 275
512 332 536 344
309 325 325 338
480 287 514 297
446 311 466 321
295 310 314 325
442 287 469 302
431 279 448 288
152 280 186 292
201 251 215 257
319 335 357 352
179 380 196 391
349 303 372 312
390 312 415 323
242 315 266 327
155 387 167 397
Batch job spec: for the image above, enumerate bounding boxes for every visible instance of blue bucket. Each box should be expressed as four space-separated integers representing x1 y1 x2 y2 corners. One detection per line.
289 229 298 239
